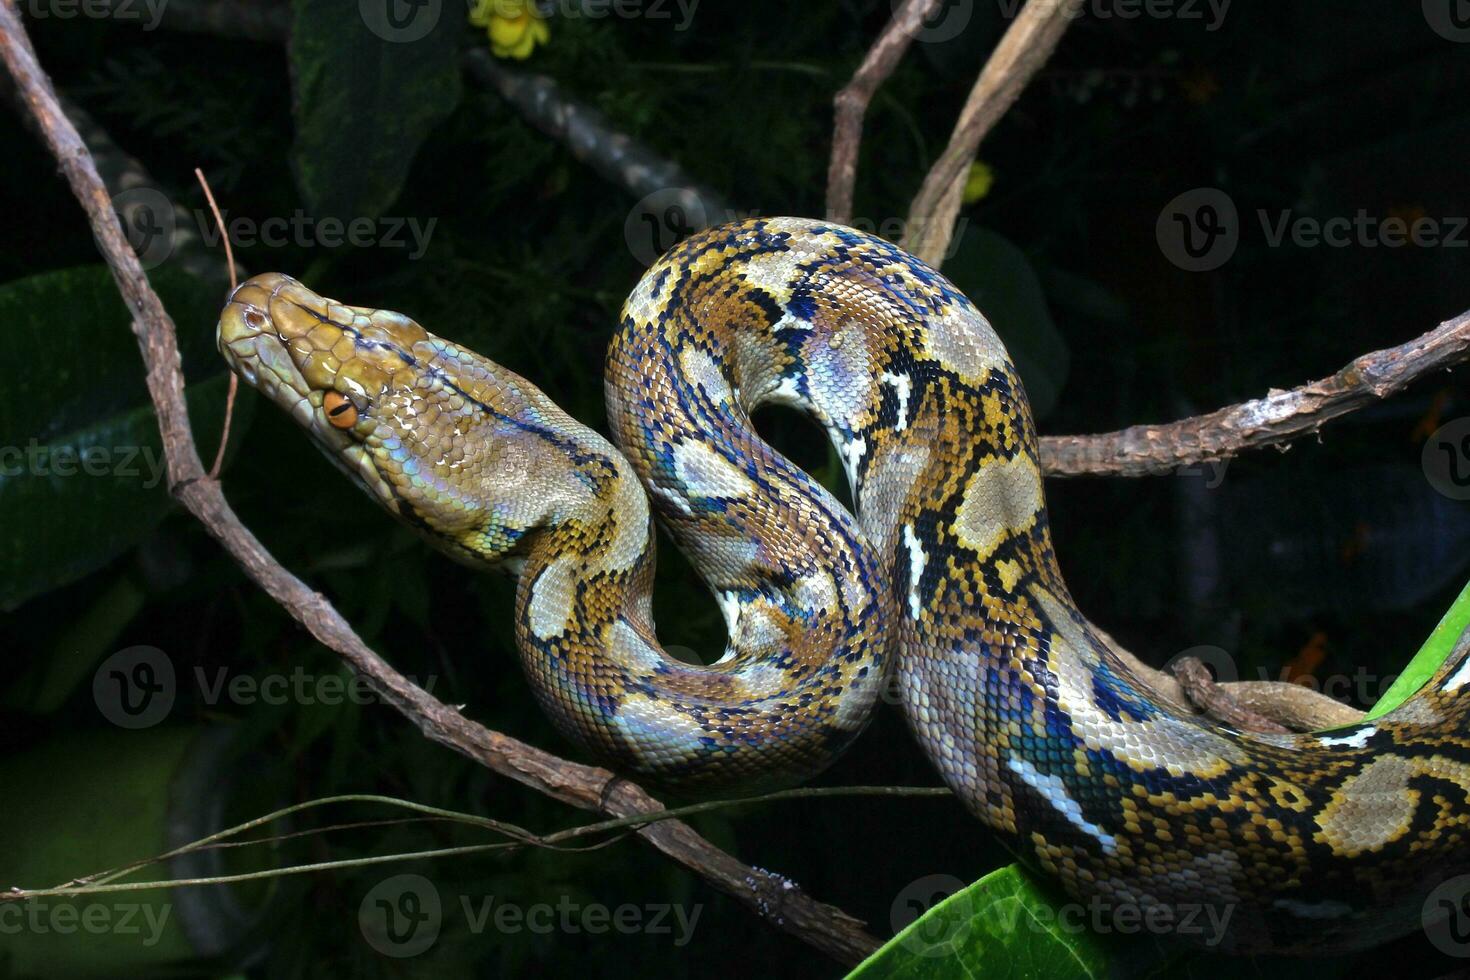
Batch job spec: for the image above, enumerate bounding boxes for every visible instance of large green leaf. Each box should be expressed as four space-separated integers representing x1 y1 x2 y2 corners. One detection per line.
289 0 465 221
849 865 1153 980
943 227 1071 419
0 265 243 609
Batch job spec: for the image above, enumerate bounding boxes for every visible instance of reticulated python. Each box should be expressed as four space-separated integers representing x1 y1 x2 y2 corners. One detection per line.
217 217 1470 954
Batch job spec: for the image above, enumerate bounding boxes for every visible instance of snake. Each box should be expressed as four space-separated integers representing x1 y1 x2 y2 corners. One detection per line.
217 216 1470 955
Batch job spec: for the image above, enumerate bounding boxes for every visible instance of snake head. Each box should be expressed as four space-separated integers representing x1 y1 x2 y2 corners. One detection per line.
217 272 610 569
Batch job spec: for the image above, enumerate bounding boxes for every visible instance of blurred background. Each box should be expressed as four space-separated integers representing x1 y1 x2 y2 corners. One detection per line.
2 0 1469 976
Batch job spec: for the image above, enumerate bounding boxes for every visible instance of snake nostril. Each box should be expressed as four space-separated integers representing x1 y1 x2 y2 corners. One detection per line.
244 309 265 329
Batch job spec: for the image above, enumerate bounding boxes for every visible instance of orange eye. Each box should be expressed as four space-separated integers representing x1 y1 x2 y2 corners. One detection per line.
323 391 359 429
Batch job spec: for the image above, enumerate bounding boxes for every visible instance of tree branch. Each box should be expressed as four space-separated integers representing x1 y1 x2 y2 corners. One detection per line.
464 49 730 219
0 3 878 965
825 0 943 223
1038 308 1470 477
902 0 1081 266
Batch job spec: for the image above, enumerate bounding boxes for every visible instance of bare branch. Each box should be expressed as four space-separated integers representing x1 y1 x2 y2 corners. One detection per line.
1038 308 1470 477
0 4 878 965
825 0 943 223
902 0 1081 265
466 50 729 218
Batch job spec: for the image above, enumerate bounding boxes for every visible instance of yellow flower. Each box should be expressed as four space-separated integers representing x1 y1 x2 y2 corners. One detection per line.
470 0 549 60
962 161 995 205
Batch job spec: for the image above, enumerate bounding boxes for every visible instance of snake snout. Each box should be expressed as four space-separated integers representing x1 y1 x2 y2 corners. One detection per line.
217 273 298 360
218 272 366 398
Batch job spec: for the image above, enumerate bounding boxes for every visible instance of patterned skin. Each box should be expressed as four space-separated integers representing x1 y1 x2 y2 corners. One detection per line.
218 217 1470 953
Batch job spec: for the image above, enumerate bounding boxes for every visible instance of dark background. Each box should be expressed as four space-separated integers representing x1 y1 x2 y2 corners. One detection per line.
2 0 1469 976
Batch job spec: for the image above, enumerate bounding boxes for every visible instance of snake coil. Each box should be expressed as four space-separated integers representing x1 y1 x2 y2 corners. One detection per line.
218 217 1470 953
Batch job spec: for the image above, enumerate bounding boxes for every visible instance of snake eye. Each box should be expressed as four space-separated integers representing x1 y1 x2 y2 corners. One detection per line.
323 391 359 429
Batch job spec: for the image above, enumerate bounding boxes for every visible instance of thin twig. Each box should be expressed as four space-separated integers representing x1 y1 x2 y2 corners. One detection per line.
0 7 879 965
826 0 943 223
902 0 1082 266
195 167 238 479
6 787 953 902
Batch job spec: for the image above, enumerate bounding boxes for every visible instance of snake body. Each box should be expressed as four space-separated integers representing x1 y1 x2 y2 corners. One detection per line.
218 217 1470 954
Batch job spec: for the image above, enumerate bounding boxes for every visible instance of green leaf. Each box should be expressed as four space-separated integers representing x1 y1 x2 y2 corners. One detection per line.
0 265 246 609
1360 577 1470 722
848 865 1173 980
942 227 1071 420
289 0 465 221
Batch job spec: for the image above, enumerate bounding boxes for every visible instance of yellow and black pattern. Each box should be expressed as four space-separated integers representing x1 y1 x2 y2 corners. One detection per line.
218 216 1470 953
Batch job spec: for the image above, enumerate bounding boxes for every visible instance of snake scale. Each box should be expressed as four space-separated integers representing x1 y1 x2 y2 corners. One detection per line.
217 217 1470 954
